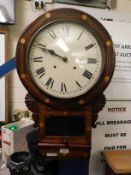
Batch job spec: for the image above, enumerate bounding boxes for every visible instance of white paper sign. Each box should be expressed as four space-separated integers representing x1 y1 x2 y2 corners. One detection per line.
89 101 131 175
102 21 131 100
0 33 5 121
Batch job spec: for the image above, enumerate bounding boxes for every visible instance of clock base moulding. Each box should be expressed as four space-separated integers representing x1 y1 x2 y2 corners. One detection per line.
25 93 106 158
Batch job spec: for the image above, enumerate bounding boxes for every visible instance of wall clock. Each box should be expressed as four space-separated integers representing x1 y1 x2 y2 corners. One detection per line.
16 8 115 158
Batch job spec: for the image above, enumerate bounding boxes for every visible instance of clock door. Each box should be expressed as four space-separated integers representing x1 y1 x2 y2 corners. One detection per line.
37 103 92 157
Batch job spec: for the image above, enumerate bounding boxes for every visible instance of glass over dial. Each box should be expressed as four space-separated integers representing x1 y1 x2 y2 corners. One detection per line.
27 21 104 99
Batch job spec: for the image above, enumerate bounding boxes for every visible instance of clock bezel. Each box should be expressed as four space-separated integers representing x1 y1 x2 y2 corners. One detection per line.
16 8 115 109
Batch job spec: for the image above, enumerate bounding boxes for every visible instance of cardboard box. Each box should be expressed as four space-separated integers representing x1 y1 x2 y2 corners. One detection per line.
1 119 35 162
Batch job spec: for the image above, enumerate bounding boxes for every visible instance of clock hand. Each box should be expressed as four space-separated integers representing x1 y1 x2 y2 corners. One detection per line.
37 44 68 62
46 48 68 62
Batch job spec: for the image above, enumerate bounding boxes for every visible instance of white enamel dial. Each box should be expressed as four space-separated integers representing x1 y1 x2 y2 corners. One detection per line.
27 21 103 99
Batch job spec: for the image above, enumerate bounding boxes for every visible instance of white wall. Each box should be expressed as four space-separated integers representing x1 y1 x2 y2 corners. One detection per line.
116 0 131 12
7 0 131 117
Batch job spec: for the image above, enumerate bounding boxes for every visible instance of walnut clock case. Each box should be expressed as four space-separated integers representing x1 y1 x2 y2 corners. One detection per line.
16 8 115 158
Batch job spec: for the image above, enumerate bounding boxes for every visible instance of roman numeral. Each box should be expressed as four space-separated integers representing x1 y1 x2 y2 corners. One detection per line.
77 30 84 41
37 43 46 48
85 43 95 50
62 24 69 37
33 56 43 62
83 70 93 80
48 29 57 39
46 77 54 89
88 58 97 64
36 67 45 78
61 82 67 93
75 81 82 89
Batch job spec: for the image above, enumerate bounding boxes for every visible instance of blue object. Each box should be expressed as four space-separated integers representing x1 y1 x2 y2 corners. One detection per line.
0 57 16 78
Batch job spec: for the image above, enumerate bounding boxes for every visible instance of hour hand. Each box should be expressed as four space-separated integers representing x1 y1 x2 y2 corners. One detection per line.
47 49 68 62
37 43 68 62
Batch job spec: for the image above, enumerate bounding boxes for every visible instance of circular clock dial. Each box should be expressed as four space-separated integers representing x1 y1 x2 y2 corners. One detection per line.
27 21 103 99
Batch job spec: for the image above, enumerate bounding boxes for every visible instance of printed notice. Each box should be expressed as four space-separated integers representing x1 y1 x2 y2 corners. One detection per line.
102 21 131 100
90 101 131 175
113 43 131 83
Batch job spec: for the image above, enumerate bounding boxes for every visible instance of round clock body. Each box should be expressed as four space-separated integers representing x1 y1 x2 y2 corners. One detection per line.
16 8 115 109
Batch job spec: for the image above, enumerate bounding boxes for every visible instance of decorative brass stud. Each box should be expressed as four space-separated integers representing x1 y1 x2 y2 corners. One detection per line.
20 38 26 44
21 74 26 79
39 122 44 127
84 153 88 157
81 14 88 21
78 99 85 105
106 40 112 47
63 111 68 115
45 98 50 103
105 76 110 82
45 13 51 18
